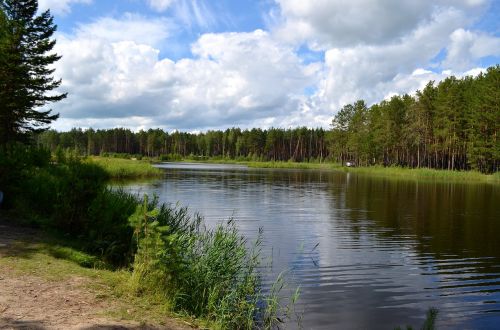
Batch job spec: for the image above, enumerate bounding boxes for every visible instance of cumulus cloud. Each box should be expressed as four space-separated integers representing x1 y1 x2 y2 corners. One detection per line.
267 0 498 119
52 22 320 131
272 0 489 49
313 6 470 111
49 0 498 131
442 29 500 70
38 0 92 16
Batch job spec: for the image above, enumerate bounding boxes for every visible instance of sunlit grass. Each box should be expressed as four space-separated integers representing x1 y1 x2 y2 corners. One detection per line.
0 240 197 327
344 165 499 183
88 156 162 179
175 158 499 183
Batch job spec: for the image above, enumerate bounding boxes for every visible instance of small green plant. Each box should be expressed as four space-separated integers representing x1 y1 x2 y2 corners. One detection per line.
395 308 438 330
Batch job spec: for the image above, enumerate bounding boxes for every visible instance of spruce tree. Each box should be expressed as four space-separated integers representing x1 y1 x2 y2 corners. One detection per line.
0 0 66 145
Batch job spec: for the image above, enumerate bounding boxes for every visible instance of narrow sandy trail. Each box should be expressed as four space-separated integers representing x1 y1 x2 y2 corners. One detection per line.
0 220 192 330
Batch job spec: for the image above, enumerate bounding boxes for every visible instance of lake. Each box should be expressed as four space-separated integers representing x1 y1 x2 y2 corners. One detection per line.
119 162 500 329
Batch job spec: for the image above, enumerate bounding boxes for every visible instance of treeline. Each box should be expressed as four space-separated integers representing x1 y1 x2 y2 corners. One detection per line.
330 66 499 173
38 65 499 173
38 127 330 162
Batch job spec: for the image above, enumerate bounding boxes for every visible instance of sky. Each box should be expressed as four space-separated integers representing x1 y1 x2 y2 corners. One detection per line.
38 0 500 132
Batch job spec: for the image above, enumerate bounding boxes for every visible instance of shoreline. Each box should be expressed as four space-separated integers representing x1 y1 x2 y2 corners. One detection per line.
161 158 500 183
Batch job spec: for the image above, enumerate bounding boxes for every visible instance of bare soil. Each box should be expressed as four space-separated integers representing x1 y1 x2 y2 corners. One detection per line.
0 220 193 330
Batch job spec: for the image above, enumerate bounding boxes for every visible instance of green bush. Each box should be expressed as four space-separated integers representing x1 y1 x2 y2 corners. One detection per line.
17 161 109 232
0 144 51 208
159 153 183 161
86 189 139 266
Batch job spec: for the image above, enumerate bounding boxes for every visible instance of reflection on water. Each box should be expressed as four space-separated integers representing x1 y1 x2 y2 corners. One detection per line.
118 163 500 329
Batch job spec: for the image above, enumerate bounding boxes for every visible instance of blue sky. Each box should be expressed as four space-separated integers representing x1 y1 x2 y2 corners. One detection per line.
37 0 500 132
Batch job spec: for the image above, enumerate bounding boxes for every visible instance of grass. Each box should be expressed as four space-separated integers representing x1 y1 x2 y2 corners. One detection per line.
342 165 500 183
1 197 298 329
127 197 298 329
3 147 298 328
88 156 163 179
0 235 197 327
171 158 499 183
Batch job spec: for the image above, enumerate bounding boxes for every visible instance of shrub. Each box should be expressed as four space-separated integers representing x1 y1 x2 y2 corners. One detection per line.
86 189 139 266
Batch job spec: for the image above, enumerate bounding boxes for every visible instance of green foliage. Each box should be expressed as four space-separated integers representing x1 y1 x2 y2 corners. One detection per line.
0 0 66 144
2 146 299 327
2 147 139 266
47 245 105 268
86 189 139 265
36 65 499 174
129 197 297 328
17 160 108 231
0 144 51 207
395 308 438 330
88 156 162 179
159 153 183 161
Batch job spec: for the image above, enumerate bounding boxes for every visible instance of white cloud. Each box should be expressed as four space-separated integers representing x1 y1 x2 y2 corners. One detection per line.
266 0 497 121
72 14 174 48
272 0 489 49
38 0 92 16
442 29 500 70
147 0 175 12
172 0 218 29
48 0 498 131
310 6 470 112
52 22 320 131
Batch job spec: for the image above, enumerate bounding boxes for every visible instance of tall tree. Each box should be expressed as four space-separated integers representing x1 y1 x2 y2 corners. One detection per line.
0 0 66 145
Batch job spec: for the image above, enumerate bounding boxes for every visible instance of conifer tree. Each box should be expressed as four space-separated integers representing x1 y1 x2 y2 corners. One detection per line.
0 0 66 145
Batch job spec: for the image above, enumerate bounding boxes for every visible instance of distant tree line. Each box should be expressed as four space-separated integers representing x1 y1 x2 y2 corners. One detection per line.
37 65 499 173
330 66 499 173
37 127 330 162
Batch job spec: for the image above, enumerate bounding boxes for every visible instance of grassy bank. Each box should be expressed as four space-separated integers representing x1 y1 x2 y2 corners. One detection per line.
343 166 500 183
88 156 163 179
0 146 297 329
172 158 499 183
0 223 195 328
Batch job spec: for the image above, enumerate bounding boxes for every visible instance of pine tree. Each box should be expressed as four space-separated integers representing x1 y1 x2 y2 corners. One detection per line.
0 0 66 145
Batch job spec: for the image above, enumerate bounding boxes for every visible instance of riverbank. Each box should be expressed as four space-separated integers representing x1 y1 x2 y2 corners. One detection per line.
171 158 500 183
0 219 194 330
1 146 295 329
88 156 163 178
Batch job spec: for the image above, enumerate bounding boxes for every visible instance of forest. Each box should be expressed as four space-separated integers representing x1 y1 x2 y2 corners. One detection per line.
38 65 499 173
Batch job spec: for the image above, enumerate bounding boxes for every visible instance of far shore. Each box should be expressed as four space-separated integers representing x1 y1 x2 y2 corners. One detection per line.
158 158 500 183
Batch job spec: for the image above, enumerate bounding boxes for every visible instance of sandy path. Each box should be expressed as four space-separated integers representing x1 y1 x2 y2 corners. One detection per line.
0 220 191 330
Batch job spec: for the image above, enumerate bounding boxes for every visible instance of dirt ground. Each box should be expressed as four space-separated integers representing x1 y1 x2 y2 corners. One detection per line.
0 221 192 330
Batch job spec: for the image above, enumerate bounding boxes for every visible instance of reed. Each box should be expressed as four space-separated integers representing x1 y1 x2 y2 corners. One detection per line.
88 156 162 178
178 158 498 183
344 166 499 183
129 197 298 329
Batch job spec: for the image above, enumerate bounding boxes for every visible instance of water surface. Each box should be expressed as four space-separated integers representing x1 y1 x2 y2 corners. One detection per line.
120 163 500 329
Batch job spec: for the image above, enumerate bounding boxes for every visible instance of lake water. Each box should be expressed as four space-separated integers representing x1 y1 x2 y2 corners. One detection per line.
120 163 500 329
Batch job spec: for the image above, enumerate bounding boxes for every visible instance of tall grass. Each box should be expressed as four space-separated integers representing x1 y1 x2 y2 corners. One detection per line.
88 156 162 179
3 147 299 327
175 157 499 183
395 308 438 330
129 196 298 329
344 165 499 183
